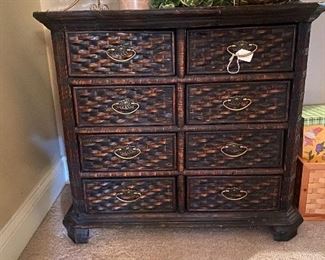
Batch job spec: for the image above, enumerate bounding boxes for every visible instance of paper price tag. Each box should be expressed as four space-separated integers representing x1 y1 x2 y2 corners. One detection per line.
236 49 254 63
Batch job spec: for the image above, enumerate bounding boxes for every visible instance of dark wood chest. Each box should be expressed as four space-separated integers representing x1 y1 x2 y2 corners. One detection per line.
34 3 324 243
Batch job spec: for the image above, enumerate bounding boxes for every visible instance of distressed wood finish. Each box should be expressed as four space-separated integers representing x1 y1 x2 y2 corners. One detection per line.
281 23 314 210
33 3 325 244
33 4 325 30
68 72 294 86
50 32 86 213
74 122 288 134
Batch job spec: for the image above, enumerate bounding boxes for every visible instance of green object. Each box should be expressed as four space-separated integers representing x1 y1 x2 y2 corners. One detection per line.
302 105 325 126
181 0 204 6
150 0 233 8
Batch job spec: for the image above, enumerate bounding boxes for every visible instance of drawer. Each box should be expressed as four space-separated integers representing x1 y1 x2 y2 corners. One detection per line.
67 31 175 76
187 176 281 211
186 81 290 124
79 134 176 172
73 85 176 127
187 25 295 74
84 177 176 213
186 130 284 169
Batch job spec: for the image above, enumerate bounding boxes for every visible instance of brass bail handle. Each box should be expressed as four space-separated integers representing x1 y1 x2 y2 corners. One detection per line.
220 143 248 158
115 189 142 203
114 146 142 160
111 99 140 115
222 97 252 112
106 46 137 63
226 42 258 74
221 188 248 201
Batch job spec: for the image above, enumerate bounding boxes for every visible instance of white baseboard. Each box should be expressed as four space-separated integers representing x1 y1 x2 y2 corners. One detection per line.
0 156 68 260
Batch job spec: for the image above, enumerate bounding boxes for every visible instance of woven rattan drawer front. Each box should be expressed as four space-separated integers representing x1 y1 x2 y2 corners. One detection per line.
84 177 176 213
186 81 290 124
67 31 175 76
187 176 281 211
73 85 175 127
187 25 295 74
186 130 284 169
79 134 176 172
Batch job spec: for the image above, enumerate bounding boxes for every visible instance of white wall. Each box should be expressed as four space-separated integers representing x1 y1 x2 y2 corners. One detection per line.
0 0 61 231
0 1 66 259
304 12 325 104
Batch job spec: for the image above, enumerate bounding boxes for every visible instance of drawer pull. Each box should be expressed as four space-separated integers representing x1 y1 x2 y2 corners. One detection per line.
115 189 142 203
106 46 137 63
111 98 140 115
222 96 252 112
114 146 141 160
221 143 248 158
221 187 248 201
226 41 258 74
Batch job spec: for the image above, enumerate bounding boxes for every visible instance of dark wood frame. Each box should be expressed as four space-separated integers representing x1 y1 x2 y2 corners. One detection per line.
33 3 325 243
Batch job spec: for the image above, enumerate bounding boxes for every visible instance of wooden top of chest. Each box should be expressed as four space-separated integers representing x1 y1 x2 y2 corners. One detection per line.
34 3 324 30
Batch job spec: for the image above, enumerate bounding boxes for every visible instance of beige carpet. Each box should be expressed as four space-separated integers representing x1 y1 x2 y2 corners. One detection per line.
19 186 325 260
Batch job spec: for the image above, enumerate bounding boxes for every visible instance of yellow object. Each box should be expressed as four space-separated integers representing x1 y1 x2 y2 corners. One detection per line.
302 105 325 163
303 125 325 162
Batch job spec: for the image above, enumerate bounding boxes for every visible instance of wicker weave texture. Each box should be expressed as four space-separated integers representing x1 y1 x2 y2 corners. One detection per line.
84 178 176 213
186 130 284 169
187 176 281 211
305 169 325 215
67 31 175 76
74 86 175 126
187 25 295 74
79 134 176 172
186 81 289 124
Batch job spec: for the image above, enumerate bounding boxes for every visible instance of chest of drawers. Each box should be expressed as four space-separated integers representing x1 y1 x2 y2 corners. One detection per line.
34 3 324 243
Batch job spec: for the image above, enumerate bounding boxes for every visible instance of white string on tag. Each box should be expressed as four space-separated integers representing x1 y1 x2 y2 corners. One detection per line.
227 54 240 75
226 43 258 74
